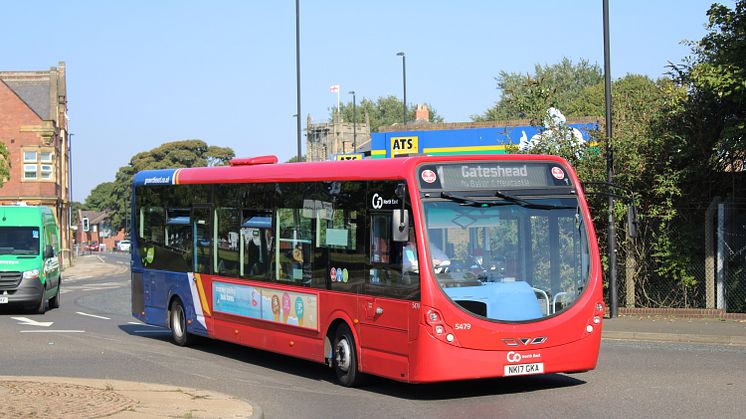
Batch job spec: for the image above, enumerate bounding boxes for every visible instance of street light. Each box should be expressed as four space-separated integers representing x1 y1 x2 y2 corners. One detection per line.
295 0 302 162
603 0 617 318
348 90 356 151
396 51 407 124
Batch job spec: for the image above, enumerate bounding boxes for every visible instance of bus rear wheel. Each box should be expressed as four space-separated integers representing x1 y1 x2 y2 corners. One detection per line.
170 299 193 346
333 324 364 387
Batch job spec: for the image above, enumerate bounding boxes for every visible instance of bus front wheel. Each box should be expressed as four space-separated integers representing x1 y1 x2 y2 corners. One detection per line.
333 324 364 387
170 299 193 347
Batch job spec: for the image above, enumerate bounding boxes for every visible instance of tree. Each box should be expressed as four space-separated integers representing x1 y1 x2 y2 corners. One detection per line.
473 58 604 122
0 141 9 188
331 95 444 132
286 154 306 163
89 140 235 231
84 182 116 211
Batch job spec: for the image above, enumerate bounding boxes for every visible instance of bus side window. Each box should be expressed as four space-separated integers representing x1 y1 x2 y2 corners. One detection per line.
216 208 240 277
241 210 273 281
368 209 419 299
370 214 390 265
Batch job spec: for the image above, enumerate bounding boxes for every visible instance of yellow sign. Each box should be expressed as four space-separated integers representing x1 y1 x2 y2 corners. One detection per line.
390 136 419 156
335 153 364 161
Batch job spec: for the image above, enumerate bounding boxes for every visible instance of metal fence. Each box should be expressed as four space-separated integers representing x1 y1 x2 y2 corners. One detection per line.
608 200 746 313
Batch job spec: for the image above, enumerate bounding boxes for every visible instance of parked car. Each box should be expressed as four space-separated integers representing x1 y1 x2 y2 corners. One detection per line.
117 240 131 252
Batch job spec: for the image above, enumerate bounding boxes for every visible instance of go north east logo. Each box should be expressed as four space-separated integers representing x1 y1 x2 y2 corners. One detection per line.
143 176 171 185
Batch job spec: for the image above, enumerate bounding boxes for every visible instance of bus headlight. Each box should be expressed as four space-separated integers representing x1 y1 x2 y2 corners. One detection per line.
23 269 40 280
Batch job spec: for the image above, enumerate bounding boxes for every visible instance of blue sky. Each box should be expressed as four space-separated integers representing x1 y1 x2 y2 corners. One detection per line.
0 0 732 201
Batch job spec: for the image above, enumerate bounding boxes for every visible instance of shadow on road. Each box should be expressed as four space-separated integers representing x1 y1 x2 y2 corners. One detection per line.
119 323 587 399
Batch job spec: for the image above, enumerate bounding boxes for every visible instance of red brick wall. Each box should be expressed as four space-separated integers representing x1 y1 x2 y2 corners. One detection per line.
0 82 56 200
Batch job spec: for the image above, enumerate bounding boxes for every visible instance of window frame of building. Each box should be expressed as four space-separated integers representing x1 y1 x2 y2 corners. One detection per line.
21 148 55 182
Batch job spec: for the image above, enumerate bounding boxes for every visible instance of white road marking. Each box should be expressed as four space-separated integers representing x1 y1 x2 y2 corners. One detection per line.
20 330 85 333
11 317 54 327
76 312 111 320
96 255 105 263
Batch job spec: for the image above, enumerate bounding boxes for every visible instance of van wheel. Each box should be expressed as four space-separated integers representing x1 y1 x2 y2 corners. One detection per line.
333 324 364 387
35 293 47 315
49 281 61 309
170 299 193 346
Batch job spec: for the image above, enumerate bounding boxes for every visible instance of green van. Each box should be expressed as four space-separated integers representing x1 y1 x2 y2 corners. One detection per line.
0 205 61 313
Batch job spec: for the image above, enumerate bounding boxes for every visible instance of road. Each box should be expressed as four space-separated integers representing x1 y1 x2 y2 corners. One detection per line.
1 252 745 418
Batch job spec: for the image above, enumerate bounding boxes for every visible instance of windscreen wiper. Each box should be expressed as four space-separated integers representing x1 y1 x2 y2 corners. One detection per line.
441 191 577 210
494 190 577 210
440 192 511 207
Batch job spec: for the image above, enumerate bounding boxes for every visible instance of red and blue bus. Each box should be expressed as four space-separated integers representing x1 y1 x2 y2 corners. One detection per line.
130 154 603 386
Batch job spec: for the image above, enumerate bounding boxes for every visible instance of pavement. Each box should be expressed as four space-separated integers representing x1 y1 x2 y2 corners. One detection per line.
1 254 744 418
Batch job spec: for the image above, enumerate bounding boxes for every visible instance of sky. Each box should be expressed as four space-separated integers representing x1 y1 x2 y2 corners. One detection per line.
0 0 734 201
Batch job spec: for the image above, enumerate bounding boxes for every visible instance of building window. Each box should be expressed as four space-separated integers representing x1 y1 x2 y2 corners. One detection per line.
24 164 38 179
22 149 54 181
40 165 53 179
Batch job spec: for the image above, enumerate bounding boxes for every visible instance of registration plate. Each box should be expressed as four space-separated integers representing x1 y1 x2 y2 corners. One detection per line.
0 296 8 304
504 362 544 376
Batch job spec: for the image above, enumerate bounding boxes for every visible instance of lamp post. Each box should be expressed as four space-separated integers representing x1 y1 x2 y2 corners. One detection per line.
396 51 407 124
603 0 617 318
295 0 302 161
348 90 357 151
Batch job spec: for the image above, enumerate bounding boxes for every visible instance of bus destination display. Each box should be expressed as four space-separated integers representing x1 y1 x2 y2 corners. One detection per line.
419 163 571 190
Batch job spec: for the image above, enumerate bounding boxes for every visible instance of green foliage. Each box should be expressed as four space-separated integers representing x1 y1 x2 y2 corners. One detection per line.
84 182 116 211
672 1 746 174
332 95 444 132
87 139 235 232
0 141 10 188
286 154 306 163
473 58 604 122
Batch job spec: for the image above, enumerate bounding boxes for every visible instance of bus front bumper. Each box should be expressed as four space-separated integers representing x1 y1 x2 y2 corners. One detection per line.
407 325 602 383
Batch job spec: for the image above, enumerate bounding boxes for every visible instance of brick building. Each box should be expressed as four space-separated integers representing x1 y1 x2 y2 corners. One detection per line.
0 62 72 266
76 210 125 253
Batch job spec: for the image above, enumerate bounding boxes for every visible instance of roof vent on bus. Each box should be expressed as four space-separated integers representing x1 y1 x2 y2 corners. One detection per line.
229 155 279 166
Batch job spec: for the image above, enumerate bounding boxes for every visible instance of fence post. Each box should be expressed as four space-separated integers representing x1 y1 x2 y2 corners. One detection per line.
716 202 727 311
705 197 720 309
625 234 636 308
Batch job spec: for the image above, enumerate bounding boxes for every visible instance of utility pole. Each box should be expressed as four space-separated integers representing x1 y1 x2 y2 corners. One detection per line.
295 0 302 161
603 0 617 318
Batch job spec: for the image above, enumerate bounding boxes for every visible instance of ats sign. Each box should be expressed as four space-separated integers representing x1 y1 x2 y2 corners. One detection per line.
390 136 418 157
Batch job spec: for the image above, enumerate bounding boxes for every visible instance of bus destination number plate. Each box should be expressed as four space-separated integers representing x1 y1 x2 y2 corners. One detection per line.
504 362 544 376
0 296 8 304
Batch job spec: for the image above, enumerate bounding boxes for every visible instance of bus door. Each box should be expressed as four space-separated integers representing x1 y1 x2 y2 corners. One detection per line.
358 202 417 379
191 206 213 274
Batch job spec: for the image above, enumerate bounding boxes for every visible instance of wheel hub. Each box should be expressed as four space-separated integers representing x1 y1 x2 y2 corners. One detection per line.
335 338 351 372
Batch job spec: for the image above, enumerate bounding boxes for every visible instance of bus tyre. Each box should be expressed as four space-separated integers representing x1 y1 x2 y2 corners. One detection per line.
333 324 364 387
49 282 61 309
170 299 193 347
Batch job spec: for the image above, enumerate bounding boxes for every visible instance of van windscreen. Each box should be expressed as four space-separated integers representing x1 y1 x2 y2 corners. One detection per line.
0 227 40 255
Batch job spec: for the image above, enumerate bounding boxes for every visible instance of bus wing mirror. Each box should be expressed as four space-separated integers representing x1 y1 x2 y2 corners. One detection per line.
44 245 54 259
392 209 409 242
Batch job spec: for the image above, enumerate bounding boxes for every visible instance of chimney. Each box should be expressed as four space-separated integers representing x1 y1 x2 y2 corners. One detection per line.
415 104 429 122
